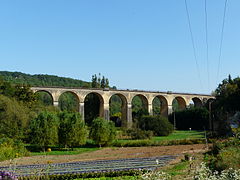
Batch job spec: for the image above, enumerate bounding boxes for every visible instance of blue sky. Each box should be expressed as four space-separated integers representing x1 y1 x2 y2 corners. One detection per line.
0 0 239 94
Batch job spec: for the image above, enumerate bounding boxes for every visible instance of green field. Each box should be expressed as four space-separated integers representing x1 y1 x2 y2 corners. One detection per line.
152 130 205 141
30 147 99 156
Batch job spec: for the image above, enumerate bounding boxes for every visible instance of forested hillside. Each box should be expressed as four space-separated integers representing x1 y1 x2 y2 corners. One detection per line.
0 71 91 87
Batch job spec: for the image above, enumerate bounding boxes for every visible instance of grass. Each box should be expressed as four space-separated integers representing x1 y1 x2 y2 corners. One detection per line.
163 161 189 176
152 130 205 141
117 130 204 143
30 147 99 156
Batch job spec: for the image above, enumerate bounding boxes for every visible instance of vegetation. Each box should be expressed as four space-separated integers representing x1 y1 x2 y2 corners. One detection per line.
138 115 174 136
90 117 117 147
29 111 59 150
58 111 87 148
0 71 91 87
169 107 209 130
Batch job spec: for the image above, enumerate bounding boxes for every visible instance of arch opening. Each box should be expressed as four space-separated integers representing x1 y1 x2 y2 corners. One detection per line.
109 94 128 127
84 92 104 125
172 97 186 112
152 95 168 117
58 91 80 112
132 94 148 127
35 90 54 106
192 97 203 108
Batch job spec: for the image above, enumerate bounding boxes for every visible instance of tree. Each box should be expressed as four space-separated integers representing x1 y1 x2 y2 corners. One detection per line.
58 111 87 147
29 111 59 150
91 74 97 88
212 75 240 135
90 117 116 147
0 95 29 140
139 115 174 136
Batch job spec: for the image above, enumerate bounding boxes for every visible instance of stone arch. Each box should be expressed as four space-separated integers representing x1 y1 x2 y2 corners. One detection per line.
131 94 149 126
192 97 203 107
58 91 80 112
35 90 54 106
109 93 128 127
152 95 168 117
84 92 104 124
173 96 187 111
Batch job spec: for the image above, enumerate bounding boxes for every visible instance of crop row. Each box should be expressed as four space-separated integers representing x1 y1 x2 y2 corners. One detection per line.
0 155 177 177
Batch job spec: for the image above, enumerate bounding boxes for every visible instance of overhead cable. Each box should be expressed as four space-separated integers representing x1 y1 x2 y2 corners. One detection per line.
184 0 203 89
204 0 210 91
216 0 228 84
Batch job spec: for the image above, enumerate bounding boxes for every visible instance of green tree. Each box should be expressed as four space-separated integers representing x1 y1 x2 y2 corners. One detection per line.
0 95 29 140
29 111 59 150
58 111 87 147
139 115 174 136
90 117 116 147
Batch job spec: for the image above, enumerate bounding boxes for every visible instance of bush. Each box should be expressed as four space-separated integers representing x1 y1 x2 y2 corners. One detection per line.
0 95 29 140
139 115 174 136
206 138 240 171
169 107 209 130
29 111 59 150
0 138 29 161
90 117 117 147
58 111 88 148
126 129 153 140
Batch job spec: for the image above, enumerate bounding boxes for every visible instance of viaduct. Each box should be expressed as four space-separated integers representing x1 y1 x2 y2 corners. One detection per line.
31 87 214 127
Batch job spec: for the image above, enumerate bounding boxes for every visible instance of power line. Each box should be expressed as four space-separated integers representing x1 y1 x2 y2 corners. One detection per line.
204 0 210 91
216 0 228 84
184 0 203 89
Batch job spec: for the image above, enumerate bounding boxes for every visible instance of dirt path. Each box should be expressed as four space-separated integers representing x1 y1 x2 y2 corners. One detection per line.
0 144 208 167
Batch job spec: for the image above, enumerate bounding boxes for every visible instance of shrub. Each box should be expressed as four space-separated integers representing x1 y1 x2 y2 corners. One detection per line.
126 129 153 140
139 115 174 136
194 162 240 180
0 95 29 140
29 111 59 150
169 107 209 130
90 117 117 147
58 111 88 148
0 138 28 161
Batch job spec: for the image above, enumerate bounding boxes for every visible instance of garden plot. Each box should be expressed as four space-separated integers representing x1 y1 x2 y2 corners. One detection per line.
0 155 177 177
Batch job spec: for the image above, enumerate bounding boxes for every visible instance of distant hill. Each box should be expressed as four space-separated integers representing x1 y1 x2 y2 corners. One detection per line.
0 71 91 88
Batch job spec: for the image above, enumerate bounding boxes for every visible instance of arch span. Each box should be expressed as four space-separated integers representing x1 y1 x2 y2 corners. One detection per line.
152 95 168 117
192 97 203 107
84 92 104 124
35 90 54 106
109 93 128 127
173 96 186 111
58 91 80 112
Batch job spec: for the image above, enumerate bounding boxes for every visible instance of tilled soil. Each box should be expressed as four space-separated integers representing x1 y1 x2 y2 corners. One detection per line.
0 144 208 167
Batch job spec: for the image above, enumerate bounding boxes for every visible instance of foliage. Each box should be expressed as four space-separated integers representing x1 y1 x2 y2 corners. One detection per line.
0 71 91 88
91 73 109 88
212 75 240 135
168 107 209 130
18 170 143 180
58 111 87 147
139 115 174 136
112 138 206 147
0 171 18 180
90 117 116 147
206 137 240 171
194 162 240 180
0 138 28 161
0 95 30 140
125 129 153 140
58 92 79 112
29 111 59 150
139 171 171 180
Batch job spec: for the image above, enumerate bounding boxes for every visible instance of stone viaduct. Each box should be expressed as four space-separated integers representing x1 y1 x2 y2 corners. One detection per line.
31 87 214 127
